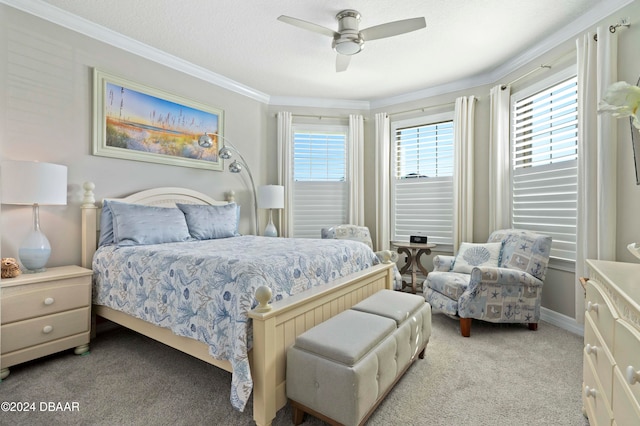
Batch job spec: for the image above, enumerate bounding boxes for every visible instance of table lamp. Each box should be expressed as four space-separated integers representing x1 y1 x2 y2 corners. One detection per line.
1 160 68 272
257 185 284 237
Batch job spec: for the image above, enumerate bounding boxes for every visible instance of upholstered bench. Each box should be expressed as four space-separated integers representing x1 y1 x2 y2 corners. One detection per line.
286 290 431 426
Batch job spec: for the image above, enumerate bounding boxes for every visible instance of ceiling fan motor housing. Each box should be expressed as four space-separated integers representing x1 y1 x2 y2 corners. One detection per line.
332 9 364 55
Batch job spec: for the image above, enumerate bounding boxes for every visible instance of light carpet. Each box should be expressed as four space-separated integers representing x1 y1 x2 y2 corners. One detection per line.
0 314 589 425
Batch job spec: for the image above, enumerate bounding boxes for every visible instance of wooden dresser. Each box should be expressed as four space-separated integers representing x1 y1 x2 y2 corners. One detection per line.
0 265 93 380
583 260 640 425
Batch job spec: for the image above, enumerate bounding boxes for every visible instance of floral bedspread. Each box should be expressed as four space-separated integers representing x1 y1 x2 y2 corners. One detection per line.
92 235 380 411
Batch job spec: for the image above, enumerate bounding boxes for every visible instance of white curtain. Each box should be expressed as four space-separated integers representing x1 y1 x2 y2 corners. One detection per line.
489 84 512 232
276 111 293 238
374 112 391 251
453 96 476 252
348 114 365 226
575 27 617 323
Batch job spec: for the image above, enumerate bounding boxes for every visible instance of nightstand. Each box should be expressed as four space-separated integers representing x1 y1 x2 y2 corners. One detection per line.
0 265 93 380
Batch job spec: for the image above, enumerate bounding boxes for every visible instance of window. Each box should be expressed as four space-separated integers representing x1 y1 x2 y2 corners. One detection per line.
291 124 348 238
511 73 578 261
391 113 454 246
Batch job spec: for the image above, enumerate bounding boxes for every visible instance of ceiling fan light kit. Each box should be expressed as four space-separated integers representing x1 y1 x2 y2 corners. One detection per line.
277 9 426 72
332 10 364 55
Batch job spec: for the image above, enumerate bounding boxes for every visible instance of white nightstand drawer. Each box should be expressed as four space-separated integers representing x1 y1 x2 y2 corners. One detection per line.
586 281 618 349
1 276 91 324
1 307 90 354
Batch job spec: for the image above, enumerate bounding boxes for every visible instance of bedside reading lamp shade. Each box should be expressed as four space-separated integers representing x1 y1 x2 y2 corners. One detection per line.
1 161 67 272
257 185 284 237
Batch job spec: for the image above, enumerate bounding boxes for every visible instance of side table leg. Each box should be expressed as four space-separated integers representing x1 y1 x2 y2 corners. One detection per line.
411 249 418 293
396 247 412 292
0 367 9 380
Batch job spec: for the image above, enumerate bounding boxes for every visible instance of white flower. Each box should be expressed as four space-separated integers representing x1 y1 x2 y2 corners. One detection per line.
598 81 640 130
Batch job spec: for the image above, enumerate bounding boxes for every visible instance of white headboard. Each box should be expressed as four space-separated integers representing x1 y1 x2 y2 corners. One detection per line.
80 182 230 268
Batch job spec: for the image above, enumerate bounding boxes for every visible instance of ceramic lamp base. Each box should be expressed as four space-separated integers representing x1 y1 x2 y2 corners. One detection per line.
264 210 278 237
19 229 51 272
19 205 51 273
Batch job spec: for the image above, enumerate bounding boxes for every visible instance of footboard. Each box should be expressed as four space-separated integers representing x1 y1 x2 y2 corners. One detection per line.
248 262 394 426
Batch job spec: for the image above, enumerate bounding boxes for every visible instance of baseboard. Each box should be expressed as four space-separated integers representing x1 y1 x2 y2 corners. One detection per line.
541 307 584 336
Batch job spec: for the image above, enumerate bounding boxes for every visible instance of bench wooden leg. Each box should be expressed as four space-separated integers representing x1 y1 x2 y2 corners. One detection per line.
528 322 538 331
460 317 471 337
292 403 305 425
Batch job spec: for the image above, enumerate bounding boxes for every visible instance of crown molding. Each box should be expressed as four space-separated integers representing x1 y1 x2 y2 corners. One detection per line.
2 0 634 110
486 0 635 84
371 0 634 110
0 0 271 104
269 96 370 110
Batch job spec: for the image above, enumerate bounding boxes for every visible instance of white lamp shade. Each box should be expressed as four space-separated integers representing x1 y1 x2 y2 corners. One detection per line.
1 160 67 205
257 185 284 209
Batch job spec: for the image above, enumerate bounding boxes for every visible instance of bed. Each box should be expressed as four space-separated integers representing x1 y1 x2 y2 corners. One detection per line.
80 184 395 426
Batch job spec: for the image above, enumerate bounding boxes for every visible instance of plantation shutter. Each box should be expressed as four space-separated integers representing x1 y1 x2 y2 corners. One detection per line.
391 117 454 245
511 76 578 260
292 128 348 238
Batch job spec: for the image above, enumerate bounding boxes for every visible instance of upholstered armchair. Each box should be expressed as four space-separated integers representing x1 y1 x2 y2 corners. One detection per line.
321 225 373 249
321 225 402 290
423 229 552 337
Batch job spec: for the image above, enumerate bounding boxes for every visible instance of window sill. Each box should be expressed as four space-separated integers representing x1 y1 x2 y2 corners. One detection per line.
548 257 575 273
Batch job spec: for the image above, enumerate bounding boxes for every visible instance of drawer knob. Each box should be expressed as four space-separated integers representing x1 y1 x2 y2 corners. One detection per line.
584 386 597 398
586 301 599 313
42 325 53 334
585 344 598 356
44 297 55 306
627 366 640 385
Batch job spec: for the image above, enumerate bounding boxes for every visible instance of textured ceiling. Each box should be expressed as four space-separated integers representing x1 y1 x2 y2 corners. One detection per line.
35 0 620 102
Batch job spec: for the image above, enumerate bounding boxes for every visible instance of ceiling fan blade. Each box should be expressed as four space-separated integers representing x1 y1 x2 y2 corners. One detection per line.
336 54 351 72
277 15 338 38
360 17 426 41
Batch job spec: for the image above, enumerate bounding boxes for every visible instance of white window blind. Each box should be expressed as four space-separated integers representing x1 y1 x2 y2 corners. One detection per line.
391 115 454 245
292 127 347 238
511 75 578 261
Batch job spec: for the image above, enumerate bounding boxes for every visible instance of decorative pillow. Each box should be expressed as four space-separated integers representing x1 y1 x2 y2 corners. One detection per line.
177 203 241 240
98 199 115 246
451 242 503 274
108 201 191 246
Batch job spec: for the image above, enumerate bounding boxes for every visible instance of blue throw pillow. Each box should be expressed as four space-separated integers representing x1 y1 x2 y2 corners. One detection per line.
108 201 191 246
98 199 115 247
177 203 241 240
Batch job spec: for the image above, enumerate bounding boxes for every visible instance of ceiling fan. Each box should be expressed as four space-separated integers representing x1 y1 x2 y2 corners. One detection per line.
277 10 426 72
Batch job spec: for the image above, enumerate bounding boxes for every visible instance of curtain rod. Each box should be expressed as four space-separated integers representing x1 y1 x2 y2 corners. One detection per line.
291 114 352 120
501 65 551 90
388 98 479 118
609 17 631 33
594 17 631 41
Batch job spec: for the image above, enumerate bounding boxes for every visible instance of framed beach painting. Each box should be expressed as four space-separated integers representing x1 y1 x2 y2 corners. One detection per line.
93 69 224 170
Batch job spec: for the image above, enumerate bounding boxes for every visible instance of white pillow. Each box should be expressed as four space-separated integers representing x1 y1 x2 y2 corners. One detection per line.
451 242 503 274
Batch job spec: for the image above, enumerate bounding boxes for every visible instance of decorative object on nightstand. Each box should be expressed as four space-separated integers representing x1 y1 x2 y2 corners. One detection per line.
1 258 21 278
198 132 259 235
0 160 67 273
0 265 93 380
257 185 284 237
